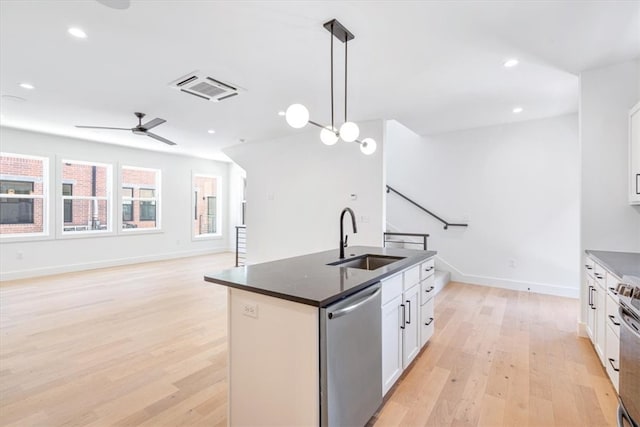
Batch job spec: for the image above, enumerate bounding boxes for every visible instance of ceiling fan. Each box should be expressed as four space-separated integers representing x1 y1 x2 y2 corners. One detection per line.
75 112 177 145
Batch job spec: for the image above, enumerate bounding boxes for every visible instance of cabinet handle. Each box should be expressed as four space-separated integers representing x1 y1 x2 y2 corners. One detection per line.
585 265 593 270
591 287 597 310
608 358 620 372
608 314 621 326
595 274 603 280
588 285 593 307
406 300 411 325
425 286 434 293
425 317 434 326
400 304 405 330
609 286 619 296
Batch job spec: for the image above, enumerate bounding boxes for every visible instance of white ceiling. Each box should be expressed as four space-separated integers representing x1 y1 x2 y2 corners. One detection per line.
1 1 638 161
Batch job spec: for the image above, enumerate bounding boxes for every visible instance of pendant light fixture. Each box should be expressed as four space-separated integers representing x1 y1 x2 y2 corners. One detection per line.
283 19 377 155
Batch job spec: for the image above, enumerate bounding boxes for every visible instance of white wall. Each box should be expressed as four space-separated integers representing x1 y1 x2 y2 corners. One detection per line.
386 116 580 297
579 60 640 323
0 127 233 280
224 120 385 264
580 60 640 252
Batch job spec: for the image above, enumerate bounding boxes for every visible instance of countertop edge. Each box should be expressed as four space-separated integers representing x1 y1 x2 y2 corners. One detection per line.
585 249 640 280
205 247 437 307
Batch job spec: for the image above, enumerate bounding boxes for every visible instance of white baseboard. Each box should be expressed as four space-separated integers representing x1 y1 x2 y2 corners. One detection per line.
0 248 232 281
435 256 579 299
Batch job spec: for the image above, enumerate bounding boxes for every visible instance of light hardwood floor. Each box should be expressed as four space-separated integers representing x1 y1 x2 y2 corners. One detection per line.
0 254 617 426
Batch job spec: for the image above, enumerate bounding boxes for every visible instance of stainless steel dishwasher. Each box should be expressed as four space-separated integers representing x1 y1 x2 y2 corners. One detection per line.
320 282 382 427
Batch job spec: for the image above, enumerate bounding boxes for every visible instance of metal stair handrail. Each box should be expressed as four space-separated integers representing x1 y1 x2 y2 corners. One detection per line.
386 185 468 230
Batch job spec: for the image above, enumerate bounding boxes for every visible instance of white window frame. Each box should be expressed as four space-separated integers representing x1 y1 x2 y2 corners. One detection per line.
60 158 113 237
192 172 222 240
120 166 161 233
0 152 49 241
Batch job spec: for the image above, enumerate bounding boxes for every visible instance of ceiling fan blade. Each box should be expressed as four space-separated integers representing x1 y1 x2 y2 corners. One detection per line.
141 117 166 130
146 131 177 146
75 125 131 131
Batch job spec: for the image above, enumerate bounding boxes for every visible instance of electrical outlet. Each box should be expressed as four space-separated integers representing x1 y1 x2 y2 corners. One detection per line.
242 302 258 319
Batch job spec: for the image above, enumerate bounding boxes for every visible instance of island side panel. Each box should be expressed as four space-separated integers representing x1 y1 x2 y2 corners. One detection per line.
228 288 319 426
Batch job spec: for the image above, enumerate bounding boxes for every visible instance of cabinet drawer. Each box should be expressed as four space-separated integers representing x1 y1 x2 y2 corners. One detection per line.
403 265 420 291
420 258 435 281
381 273 403 305
593 262 606 283
584 257 596 277
606 272 622 304
605 323 620 393
420 275 435 306
593 265 606 290
420 298 434 347
606 293 621 338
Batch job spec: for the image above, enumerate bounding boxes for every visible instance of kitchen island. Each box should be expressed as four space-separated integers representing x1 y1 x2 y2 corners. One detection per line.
204 246 436 426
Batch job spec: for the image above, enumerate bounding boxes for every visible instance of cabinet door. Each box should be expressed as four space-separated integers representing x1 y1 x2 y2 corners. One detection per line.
586 280 596 342
605 323 620 393
630 102 640 205
402 284 420 369
420 297 434 347
381 295 403 396
595 283 606 364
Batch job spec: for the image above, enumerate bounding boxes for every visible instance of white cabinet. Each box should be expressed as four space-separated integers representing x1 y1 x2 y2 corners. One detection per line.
381 294 403 395
420 297 435 347
402 283 420 368
419 259 436 346
585 259 606 364
605 290 621 392
381 257 435 396
584 254 622 392
630 101 640 205
594 279 606 364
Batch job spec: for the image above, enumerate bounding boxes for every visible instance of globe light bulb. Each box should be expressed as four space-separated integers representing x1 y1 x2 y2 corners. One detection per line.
360 138 377 155
285 104 309 129
339 121 359 142
320 126 339 145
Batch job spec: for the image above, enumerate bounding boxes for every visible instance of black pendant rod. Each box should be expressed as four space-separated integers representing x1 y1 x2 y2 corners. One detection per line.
345 40 348 123
330 21 334 131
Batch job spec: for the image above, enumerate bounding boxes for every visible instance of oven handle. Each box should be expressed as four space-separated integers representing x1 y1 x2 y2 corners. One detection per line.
619 305 640 339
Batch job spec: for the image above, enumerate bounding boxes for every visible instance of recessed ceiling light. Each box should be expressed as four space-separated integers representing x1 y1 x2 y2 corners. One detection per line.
504 58 519 68
207 129 216 134
277 111 285 116
19 83 35 90
513 107 523 114
68 27 87 39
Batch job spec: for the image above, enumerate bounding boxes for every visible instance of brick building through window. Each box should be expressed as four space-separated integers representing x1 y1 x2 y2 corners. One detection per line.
0 153 47 236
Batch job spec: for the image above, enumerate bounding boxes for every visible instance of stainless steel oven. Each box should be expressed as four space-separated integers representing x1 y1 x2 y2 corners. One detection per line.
618 293 640 427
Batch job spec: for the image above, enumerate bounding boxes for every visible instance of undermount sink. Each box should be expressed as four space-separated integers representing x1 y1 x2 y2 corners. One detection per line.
328 254 406 271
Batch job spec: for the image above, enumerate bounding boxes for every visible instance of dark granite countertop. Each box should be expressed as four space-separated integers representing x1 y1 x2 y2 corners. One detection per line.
204 246 437 307
585 250 640 279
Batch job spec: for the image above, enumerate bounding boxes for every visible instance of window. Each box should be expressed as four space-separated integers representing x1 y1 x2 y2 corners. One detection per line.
0 153 48 237
62 183 73 223
121 167 160 230
61 160 112 234
193 174 221 238
122 187 133 222
1 181 34 224
139 188 156 221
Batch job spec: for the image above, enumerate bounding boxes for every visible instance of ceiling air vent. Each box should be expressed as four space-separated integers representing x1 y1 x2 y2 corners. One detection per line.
169 71 243 102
